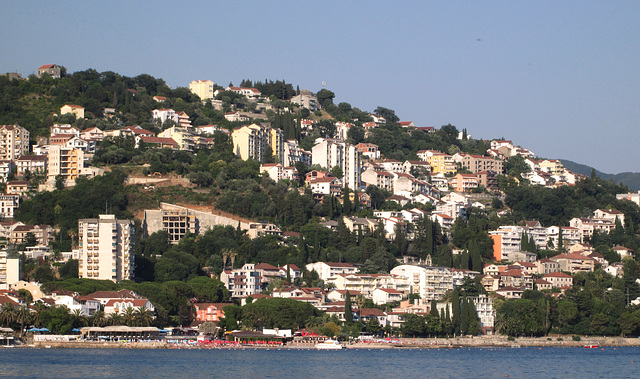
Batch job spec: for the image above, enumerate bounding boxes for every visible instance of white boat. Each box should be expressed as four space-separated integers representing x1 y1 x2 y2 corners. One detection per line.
316 339 344 350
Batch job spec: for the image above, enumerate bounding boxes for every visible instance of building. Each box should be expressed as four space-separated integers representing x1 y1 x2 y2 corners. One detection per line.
225 86 261 98
0 250 20 289
37 64 61 78
390 265 454 301
60 105 85 119
306 262 358 281
449 173 479 193
290 90 319 111
16 155 47 177
260 163 298 182
416 150 456 174
455 153 504 174
0 125 29 161
193 303 234 323
158 126 196 151
189 80 216 100
550 253 596 273
231 123 284 163
220 263 264 298
78 215 134 282
46 145 87 186
0 194 20 218
311 138 361 191
356 143 380 160
543 272 573 288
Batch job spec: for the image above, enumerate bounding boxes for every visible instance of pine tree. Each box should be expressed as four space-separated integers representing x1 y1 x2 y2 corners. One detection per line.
344 290 353 323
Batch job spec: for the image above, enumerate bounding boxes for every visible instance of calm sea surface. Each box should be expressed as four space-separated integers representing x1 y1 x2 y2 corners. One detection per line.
2 346 640 378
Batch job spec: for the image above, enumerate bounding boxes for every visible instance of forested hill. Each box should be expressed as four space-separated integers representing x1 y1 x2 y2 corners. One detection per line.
561 159 640 191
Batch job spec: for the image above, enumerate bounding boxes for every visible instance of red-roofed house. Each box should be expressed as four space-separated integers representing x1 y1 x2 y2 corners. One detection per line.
550 253 595 273
135 136 179 149
38 64 61 78
326 289 362 302
104 298 155 315
372 288 403 305
193 303 234 322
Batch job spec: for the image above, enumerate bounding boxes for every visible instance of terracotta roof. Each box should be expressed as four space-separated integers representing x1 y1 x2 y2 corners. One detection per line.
38 64 55 69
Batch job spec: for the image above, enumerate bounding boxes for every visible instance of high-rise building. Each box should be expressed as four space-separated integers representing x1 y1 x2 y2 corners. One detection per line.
0 125 29 161
311 138 361 190
78 215 134 282
231 123 283 163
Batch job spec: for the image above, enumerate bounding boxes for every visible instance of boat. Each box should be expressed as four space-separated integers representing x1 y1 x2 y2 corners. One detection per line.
316 339 344 350
584 345 599 349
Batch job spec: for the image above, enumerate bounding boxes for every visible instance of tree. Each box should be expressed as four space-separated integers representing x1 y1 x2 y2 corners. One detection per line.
316 89 335 108
344 290 353 323
451 290 461 335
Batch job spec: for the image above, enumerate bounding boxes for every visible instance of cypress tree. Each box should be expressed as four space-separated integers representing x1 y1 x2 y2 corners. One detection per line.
344 290 353 323
466 298 481 335
451 290 461 335
460 295 469 335
430 300 439 318
557 227 564 252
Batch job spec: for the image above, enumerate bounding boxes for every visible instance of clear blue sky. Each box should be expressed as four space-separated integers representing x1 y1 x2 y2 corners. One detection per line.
2 1 639 173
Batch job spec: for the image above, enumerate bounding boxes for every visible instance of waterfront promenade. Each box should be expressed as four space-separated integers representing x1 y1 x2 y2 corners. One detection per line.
28 335 640 349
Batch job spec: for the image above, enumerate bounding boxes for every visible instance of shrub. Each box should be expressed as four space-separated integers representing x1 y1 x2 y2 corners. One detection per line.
572 335 581 341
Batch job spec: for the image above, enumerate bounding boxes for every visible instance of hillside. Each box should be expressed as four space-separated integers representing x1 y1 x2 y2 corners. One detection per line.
561 159 640 191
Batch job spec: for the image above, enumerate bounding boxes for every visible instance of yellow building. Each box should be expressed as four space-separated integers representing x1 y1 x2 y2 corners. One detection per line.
60 104 85 119
189 80 215 100
417 150 456 174
538 159 564 175
231 124 283 163
158 126 196 151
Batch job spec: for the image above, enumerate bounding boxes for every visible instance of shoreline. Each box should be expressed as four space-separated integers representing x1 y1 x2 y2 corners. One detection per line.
23 336 640 350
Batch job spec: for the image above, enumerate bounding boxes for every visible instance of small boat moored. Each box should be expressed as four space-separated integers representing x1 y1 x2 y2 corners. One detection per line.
316 339 344 350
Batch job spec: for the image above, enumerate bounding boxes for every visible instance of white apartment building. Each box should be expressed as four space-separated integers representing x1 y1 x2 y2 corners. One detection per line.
0 250 20 289
46 145 86 186
0 125 29 161
390 265 454 301
311 138 361 190
220 263 264 298
0 194 20 219
306 262 358 282
78 215 134 282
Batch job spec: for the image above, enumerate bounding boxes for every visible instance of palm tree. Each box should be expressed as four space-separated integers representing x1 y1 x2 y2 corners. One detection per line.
134 306 153 327
91 310 108 327
107 312 122 326
31 302 47 327
15 306 31 336
0 303 17 327
123 307 136 327
72 309 88 328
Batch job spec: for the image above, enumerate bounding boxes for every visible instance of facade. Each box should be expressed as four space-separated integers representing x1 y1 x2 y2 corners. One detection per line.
416 150 456 174
46 145 86 186
78 215 134 282
311 138 361 190
449 173 479 192
456 154 504 174
225 86 261 98
0 125 29 161
16 155 47 176
158 126 196 151
189 80 215 100
306 262 358 281
390 265 454 301
37 64 61 78
0 250 20 288
290 90 319 111
0 194 20 219
60 105 85 119
231 124 284 163
193 303 234 322
260 163 298 182
220 264 264 298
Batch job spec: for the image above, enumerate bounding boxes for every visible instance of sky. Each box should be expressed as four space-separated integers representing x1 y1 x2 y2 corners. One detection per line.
1 1 639 173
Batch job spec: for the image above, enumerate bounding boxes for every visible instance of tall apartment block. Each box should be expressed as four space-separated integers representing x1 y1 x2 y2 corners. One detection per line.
0 125 29 161
78 215 134 282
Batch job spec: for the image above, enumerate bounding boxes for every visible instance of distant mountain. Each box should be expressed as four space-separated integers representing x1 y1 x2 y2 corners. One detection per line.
560 159 640 191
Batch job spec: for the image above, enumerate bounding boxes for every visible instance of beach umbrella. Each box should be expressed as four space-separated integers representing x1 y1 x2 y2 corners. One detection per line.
40 327 50 332
27 327 39 332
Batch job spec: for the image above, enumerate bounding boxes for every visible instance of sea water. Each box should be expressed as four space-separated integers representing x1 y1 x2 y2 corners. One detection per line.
2 346 640 378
